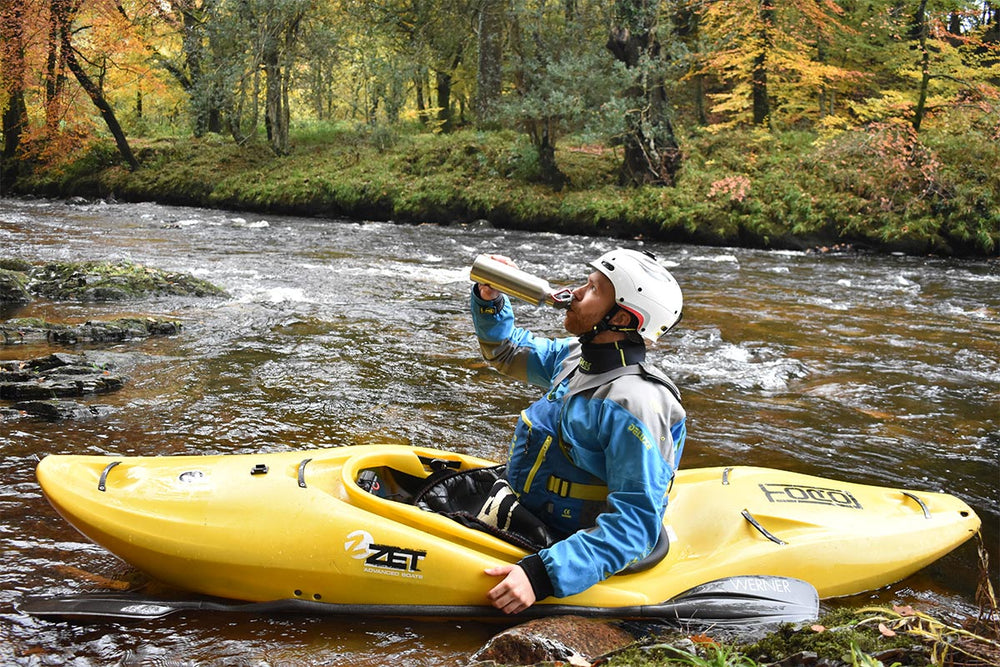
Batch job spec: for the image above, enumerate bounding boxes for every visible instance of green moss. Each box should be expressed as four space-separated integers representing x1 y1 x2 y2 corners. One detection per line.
29 260 227 301
11 123 999 257
595 607 950 667
741 609 928 665
0 258 33 272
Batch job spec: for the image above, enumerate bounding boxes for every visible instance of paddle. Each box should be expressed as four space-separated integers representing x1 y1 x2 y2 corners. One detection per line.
18 575 818 625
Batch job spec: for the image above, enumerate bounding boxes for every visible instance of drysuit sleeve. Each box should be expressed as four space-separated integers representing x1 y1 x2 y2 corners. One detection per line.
470 286 572 388
537 384 686 599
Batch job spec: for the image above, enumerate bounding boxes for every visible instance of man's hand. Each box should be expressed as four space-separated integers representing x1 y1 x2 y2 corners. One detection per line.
485 564 536 614
478 283 501 300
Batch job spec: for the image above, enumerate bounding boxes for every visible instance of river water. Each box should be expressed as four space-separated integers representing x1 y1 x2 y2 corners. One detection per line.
0 197 996 665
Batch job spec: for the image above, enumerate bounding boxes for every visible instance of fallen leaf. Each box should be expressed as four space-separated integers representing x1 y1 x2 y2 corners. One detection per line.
893 604 916 616
688 634 719 646
811 624 826 633
879 623 897 637
54 565 132 590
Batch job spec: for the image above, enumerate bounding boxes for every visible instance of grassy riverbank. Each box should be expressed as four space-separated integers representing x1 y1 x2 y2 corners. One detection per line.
6 122 999 257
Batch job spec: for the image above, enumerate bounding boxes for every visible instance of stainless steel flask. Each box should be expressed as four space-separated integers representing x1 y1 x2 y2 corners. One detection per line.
470 254 572 309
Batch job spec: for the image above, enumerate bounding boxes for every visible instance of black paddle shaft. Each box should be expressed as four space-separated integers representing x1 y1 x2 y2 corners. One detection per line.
18 575 819 626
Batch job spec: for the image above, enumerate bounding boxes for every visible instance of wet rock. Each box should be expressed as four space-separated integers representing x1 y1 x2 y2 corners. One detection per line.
0 257 227 304
767 651 837 667
1 317 182 345
5 399 113 421
0 352 125 400
0 268 32 305
0 258 33 273
470 615 634 665
28 260 227 300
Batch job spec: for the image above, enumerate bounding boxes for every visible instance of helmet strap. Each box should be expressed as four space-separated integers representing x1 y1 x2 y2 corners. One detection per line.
579 305 638 344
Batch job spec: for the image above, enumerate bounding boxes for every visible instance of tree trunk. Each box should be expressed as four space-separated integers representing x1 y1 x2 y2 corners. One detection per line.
673 0 707 125
264 47 283 152
753 0 774 127
475 0 504 124
529 120 568 190
179 7 210 137
912 0 930 131
607 0 682 187
45 0 68 132
58 20 139 169
415 73 429 125
436 69 453 131
1 0 29 164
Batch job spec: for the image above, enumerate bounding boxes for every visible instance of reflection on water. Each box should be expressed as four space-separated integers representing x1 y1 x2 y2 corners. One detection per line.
1 198 997 665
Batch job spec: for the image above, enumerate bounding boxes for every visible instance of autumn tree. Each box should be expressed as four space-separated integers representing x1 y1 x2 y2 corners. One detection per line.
906 0 1000 130
297 8 343 122
49 0 139 168
831 0 1000 130
1 0 29 169
698 0 858 127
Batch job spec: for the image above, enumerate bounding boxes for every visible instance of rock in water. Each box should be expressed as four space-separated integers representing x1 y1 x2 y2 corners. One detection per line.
470 615 634 665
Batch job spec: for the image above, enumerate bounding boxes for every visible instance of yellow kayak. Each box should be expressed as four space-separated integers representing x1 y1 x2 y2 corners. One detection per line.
35 444 979 612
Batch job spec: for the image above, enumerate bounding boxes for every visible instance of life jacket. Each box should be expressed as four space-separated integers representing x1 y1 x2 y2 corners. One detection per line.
505 362 684 537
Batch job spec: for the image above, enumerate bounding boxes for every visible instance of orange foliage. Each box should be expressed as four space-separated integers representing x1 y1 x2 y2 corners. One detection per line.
2 0 185 166
697 0 862 126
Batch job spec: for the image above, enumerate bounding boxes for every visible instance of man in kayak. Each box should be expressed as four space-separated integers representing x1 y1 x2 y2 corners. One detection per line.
471 248 687 613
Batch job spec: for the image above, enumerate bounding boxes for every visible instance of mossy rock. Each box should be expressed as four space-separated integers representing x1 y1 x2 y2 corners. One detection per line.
0 258 33 272
28 260 227 301
0 268 32 304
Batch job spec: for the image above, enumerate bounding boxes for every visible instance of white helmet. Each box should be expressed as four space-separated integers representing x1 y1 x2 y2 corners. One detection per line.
590 248 683 343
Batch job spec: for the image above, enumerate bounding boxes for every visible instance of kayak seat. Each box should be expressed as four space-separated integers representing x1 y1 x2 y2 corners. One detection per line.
410 465 558 552
355 466 428 504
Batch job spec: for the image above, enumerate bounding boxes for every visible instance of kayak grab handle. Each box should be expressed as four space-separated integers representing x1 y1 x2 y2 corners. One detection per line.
298 459 312 488
901 491 931 519
741 509 787 545
98 461 121 492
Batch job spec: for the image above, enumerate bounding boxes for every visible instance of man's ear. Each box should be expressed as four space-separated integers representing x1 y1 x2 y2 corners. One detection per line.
609 308 633 327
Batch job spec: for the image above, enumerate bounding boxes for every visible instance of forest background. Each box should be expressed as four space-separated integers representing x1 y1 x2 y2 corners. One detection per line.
0 0 998 257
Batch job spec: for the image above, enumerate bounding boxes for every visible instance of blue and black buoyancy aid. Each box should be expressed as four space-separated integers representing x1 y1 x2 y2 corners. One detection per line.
506 345 686 537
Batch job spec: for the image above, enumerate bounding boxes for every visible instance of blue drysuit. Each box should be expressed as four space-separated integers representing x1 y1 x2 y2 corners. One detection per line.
472 289 687 599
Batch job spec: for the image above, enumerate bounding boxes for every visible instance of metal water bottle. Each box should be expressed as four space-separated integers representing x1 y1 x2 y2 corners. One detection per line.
470 254 573 309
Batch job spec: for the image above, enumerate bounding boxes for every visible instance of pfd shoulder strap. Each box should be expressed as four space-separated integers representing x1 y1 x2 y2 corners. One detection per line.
637 362 683 405
563 363 682 404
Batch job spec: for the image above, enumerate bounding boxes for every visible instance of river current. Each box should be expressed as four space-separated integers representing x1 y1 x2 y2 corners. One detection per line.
0 197 997 665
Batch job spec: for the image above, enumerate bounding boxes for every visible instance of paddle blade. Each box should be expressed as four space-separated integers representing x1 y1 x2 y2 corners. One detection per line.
17 594 187 621
650 575 819 626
